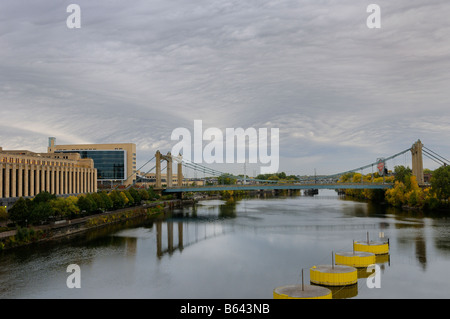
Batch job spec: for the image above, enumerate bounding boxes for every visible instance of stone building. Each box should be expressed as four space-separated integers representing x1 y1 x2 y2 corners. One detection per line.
0 146 97 201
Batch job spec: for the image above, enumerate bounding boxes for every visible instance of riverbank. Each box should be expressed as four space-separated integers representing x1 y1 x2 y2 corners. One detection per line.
0 198 197 251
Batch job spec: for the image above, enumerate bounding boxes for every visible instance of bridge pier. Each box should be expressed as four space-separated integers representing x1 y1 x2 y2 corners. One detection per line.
175 192 183 200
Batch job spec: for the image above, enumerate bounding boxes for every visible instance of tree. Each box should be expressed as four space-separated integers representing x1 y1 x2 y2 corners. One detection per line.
0 206 8 223
422 188 441 210
218 174 237 185
109 190 125 209
405 176 425 208
8 197 30 226
139 189 149 201
77 195 96 215
147 187 156 200
90 193 105 212
65 196 81 217
49 197 80 219
120 192 130 206
99 191 113 211
394 166 412 187
431 165 450 200
385 181 408 207
339 173 354 183
85 193 99 213
49 198 67 220
277 172 287 179
30 201 52 224
129 188 141 204
33 191 57 205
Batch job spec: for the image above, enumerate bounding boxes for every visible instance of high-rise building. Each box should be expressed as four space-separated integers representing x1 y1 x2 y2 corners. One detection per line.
47 138 137 186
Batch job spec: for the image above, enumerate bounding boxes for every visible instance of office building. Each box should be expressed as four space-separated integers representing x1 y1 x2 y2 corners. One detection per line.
48 138 137 186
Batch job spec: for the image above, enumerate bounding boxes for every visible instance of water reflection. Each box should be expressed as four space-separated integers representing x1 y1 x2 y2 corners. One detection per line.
2 193 450 299
325 284 358 299
155 220 229 259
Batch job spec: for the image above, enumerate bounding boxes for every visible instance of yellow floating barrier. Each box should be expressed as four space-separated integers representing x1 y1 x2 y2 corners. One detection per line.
335 251 376 268
310 265 357 286
353 241 389 255
273 284 332 299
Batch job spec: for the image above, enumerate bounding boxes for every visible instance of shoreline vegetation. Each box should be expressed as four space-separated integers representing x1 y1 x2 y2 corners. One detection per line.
337 165 450 212
1 165 449 250
0 187 198 251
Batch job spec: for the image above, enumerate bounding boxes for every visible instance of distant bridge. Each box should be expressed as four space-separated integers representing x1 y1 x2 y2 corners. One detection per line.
162 183 392 193
125 139 447 195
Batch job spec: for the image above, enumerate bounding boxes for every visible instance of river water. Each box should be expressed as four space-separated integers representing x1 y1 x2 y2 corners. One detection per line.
1 190 450 299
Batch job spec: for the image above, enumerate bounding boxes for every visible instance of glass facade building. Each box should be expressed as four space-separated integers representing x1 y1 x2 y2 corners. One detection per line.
55 150 127 181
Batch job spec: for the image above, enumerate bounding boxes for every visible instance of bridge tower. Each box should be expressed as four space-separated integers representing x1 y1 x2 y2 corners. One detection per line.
155 151 183 188
177 155 183 187
411 140 424 184
155 151 162 188
165 152 173 188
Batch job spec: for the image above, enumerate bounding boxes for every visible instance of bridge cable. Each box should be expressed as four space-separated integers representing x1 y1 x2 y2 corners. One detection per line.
314 148 411 180
178 156 279 183
422 148 447 165
423 146 449 165
112 155 156 190
170 147 411 186
422 150 446 166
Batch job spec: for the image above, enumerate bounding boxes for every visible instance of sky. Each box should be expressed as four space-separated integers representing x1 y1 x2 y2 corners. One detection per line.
0 0 449 177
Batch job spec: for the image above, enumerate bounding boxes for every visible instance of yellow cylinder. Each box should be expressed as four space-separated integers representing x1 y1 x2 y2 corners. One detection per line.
273 284 332 299
310 265 357 286
353 241 389 255
335 251 376 268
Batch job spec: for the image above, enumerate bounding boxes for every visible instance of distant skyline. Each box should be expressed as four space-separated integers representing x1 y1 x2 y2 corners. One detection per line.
1 1 449 177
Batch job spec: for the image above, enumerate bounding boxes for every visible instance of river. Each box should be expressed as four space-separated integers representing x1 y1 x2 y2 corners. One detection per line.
1 190 450 299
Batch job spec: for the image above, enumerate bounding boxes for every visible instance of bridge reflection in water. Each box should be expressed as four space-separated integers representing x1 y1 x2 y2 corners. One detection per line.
155 219 228 258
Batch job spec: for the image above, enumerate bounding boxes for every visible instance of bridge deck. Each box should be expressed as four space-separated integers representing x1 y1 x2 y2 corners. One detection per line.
162 183 392 193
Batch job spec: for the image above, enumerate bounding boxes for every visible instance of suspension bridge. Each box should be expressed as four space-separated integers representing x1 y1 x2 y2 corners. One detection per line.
124 140 448 195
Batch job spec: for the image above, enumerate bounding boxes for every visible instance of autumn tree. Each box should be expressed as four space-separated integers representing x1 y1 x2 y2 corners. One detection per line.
431 165 450 200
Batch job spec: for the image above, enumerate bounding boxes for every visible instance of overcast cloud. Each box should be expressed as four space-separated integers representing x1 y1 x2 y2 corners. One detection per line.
0 0 449 176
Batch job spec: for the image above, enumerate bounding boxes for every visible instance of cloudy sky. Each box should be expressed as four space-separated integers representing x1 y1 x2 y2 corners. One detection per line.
1 0 449 177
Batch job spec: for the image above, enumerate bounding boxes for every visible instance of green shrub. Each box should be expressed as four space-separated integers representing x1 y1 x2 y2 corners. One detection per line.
0 206 8 222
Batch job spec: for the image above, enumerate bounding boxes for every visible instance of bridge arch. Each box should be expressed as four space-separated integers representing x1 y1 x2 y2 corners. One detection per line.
155 151 183 188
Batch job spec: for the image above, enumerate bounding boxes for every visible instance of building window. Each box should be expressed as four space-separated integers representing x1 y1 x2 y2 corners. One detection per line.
55 150 126 181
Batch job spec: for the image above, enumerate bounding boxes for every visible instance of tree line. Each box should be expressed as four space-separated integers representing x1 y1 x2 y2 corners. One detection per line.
3 187 166 227
216 172 299 185
338 165 450 211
